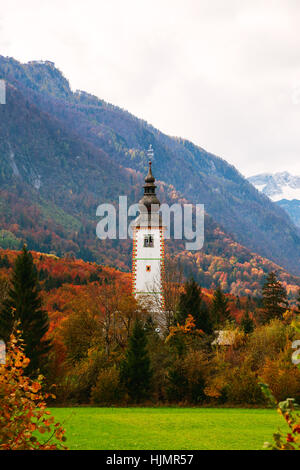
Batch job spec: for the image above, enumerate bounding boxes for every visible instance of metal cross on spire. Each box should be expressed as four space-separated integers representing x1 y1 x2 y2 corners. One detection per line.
147 144 154 163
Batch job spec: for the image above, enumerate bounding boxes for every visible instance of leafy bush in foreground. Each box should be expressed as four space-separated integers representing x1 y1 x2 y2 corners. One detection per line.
262 318 300 450
0 327 67 450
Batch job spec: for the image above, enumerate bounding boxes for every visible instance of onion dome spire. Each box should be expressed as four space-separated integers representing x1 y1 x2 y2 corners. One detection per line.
139 145 160 213
145 160 155 183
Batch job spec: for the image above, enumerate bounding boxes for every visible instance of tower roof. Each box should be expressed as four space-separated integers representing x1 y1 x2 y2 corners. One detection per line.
137 146 161 220
145 161 155 183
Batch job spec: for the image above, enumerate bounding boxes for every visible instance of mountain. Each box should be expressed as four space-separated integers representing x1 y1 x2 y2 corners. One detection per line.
248 172 300 228
0 56 300 293
248 172 300 201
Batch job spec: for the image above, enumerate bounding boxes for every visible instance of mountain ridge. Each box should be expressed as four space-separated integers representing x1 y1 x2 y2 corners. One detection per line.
248 172 300 201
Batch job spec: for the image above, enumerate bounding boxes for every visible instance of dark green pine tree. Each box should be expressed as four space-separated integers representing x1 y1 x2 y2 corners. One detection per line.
241 309 254 334
0 246 51 376
176 279 212 334
199 299 213 334
295 289 300 315
262 272 288 323
120 319 152 403
211 286 231 326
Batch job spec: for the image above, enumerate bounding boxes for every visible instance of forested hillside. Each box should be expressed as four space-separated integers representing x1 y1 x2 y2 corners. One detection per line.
0 56 300 292
0 247 298 327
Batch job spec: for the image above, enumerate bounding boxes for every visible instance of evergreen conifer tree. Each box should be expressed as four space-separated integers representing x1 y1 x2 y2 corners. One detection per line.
262 272 288 323
0 246 51 376
211 286 231 326
120 319 152 403
246 295 253 312
176 279 212 334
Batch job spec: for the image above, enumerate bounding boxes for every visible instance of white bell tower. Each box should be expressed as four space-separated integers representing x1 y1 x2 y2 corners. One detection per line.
132 146 165 311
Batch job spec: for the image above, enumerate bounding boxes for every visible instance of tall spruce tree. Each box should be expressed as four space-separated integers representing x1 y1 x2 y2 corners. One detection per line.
211 286 231 326
176 279 212 334
0 246 51 376
120 319 152 403
262 272 288 323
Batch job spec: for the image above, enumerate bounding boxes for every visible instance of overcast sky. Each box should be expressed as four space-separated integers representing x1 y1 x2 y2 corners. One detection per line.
0 0 300 177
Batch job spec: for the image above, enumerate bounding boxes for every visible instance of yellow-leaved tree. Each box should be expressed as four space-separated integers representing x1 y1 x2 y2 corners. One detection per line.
261 317 300 450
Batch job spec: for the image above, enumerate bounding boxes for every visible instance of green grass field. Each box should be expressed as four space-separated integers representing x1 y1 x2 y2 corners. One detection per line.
49 407 286 450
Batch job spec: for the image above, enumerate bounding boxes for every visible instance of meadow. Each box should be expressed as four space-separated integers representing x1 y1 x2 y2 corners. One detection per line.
50 407 286 450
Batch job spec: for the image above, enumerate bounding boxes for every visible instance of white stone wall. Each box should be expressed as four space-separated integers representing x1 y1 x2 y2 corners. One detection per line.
133 227 163 295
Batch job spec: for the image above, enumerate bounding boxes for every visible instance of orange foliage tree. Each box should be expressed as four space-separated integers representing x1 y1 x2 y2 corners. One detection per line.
0 326 67 450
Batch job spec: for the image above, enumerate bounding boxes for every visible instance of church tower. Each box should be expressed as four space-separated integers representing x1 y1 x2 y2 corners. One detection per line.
132 146 165 310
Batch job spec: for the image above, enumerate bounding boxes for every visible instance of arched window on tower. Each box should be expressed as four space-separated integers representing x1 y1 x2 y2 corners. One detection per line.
144 234 154 247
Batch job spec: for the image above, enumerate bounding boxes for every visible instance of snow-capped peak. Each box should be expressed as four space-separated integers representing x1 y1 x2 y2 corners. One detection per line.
248 172 300 202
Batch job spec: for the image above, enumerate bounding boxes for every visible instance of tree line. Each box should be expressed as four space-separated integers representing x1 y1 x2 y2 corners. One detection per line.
0 246 299 406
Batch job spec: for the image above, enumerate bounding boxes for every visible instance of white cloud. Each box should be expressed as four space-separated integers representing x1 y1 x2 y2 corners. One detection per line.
0 0 299 177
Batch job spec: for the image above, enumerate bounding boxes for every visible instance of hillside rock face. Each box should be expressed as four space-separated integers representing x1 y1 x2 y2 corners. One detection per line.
0 56 300 284
277 199 300 228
